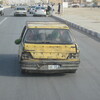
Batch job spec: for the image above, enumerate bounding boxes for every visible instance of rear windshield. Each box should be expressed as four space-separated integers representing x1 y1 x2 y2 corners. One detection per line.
41 7 45 9
36 7 40 9
31 6 36 8
24 29 73 44
16 8 25 10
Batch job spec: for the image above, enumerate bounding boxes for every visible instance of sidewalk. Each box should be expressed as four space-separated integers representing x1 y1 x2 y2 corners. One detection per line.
54 8 100 34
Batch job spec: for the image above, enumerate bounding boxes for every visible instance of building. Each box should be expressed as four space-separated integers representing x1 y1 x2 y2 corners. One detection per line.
43 0 86 4
97 0 100 5
41 0 63 4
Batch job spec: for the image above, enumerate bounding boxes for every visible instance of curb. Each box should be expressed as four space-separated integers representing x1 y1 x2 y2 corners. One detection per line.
52 15 100 40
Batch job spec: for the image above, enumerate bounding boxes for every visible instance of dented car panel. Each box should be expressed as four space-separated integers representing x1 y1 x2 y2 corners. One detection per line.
24 44 77 59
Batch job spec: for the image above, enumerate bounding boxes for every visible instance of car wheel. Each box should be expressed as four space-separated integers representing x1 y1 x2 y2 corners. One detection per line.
33 15 36 17
21 69 26 74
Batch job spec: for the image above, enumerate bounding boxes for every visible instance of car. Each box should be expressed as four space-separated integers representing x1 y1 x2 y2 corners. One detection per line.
0 5 4 16
14 6 27 16
80 3 86 7
33 6 46 16
71 4 80 8
29 6 36 14
15 21 80 74
87 3 100 8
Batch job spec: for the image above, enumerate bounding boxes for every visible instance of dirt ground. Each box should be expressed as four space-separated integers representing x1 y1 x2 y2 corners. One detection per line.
54 7 100 33
62 8 100 21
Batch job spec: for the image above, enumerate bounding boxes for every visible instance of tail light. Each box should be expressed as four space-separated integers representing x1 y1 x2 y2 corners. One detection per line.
21 52 33 60
67 53 79 59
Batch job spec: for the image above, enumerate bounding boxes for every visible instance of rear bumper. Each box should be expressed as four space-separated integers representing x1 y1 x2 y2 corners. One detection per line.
14 12 26 16
20 60 80 73
34 13 46 16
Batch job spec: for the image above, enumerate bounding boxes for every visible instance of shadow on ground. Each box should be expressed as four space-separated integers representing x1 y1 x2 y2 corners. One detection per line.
0 54 67 77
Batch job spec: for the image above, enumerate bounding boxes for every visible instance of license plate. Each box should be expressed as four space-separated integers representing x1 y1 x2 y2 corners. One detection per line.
48 65 60 70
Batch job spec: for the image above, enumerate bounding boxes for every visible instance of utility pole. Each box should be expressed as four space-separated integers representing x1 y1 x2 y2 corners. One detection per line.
62 0 64 13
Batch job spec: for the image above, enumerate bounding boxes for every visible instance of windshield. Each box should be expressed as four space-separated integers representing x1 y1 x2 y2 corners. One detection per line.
24 28 73 44
16 8 25 10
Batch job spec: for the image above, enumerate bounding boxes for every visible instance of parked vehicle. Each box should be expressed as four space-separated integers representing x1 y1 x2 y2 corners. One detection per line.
15 22 80 74
33 6 46 16
14 6 27 16
71 4 80 8
86 3 100 7
80 3 86 7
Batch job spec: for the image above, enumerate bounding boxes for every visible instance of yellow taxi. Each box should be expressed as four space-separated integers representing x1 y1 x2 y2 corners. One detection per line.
15 22 80 74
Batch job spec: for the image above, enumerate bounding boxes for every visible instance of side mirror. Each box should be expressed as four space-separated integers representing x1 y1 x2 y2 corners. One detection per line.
15 39 21 45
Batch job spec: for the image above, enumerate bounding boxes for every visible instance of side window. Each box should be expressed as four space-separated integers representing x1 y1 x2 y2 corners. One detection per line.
20 26 26 39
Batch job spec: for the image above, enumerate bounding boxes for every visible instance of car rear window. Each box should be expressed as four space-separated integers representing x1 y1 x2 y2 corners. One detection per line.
16 8 25 10
31 6 36 8
24 29 74 44
36 7 40 9
41 7 45 9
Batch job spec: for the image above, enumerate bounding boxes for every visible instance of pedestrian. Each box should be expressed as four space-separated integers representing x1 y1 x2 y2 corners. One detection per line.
51 4 54 15
58 3 60 14
46 5 51 15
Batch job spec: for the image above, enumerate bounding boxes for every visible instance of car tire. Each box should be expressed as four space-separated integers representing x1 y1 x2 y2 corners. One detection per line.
1 13 4 16
21 69 27 74
33 15 36 17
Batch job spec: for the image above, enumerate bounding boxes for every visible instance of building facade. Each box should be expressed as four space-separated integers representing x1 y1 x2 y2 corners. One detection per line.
43 0 86 4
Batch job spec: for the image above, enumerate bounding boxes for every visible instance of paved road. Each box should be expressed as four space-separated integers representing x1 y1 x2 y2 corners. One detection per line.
0 8 100 100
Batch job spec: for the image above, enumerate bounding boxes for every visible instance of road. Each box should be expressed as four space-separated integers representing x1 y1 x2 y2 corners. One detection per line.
0 8 100 100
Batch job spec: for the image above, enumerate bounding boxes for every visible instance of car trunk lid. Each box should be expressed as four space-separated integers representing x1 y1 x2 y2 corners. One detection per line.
24 43 76 60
